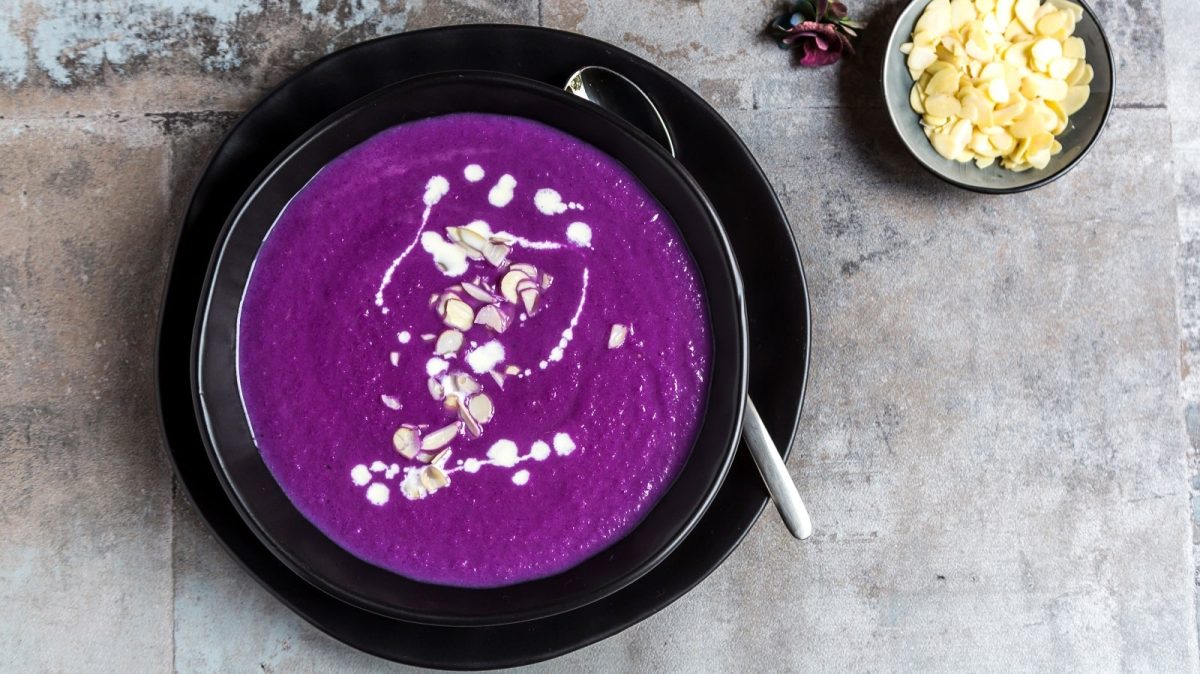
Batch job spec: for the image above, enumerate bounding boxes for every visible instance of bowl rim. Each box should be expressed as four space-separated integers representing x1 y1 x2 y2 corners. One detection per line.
191 70 749 626
881 0 1116 194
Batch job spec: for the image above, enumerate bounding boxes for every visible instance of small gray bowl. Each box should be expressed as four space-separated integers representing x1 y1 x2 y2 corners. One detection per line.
882 0 1115 193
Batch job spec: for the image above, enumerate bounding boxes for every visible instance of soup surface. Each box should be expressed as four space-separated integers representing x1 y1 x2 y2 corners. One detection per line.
238 113 712 587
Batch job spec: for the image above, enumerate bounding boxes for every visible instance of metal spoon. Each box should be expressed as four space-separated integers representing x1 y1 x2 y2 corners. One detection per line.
565 66 813 540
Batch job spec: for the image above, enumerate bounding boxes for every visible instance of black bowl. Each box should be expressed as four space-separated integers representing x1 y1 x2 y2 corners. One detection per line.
193 71 748 626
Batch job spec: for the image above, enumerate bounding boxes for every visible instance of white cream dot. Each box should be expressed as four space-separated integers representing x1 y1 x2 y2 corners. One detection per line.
488 174 517 207
512 470 530 486
534 188 568 215
553 433 576 456
531 441 551 461
464 164 485 182
366 483 390 505
466 341 505 373
566 222 592 247
423 176 449 207
487 439 520 467
398 331 411 344
421 231 469 277
351 464 371 486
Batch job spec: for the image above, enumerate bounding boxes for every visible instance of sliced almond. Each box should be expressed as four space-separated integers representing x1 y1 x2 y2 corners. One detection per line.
608 323 629 349
519 287 541 315
415 450 435 463
461 280 494 303
488 370 506 388
435 329 464 356
433 290 466 317
489 231 517 245
440 297 475 331
440 289 467 308
444 393 460 411
454 373 480 395
392 426 421 459
483 241 510 267
504 364 521 376
421 333 436 342
380 394 401 410
500 270 529 303
509 263 538 277
427 377 444 400
457 226 489 252
431 448 452 467
468 393 494 424
420 465 450 491
452 228 486 261
445 226 462 243
421 422 459 450
540 272 553 290
459 405 483 438
475 304 510 333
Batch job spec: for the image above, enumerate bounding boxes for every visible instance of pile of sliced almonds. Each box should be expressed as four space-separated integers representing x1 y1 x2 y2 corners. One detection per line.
385 231 564 495
393 370 497 458
447 222 513 267
902 0 1092 171
432 267 552 334
500 263 553 316
398 447 452 500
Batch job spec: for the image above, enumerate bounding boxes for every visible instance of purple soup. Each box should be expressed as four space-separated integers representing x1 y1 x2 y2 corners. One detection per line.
238 113 712 587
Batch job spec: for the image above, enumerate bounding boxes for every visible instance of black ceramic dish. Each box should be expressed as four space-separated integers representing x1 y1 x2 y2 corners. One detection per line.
157 24 809 668
194 71 748 626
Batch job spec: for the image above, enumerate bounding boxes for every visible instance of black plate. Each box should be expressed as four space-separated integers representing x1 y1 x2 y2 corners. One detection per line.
194 71 748 625
157 24 809 668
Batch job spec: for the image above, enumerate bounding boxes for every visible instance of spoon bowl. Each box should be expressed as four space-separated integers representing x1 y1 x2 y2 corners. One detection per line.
566 66 677 158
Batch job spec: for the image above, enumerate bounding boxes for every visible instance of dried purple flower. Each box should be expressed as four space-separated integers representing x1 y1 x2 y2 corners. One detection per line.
769 0 866 67
778 20 850 67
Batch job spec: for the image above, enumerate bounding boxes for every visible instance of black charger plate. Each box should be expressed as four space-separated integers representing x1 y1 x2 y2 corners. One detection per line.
157 24 809 669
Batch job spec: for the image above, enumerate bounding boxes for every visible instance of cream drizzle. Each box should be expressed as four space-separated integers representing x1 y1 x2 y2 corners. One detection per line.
375 176 450 312
539 268 589 370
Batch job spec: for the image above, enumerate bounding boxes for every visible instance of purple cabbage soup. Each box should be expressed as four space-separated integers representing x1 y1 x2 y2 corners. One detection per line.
237 113 712 588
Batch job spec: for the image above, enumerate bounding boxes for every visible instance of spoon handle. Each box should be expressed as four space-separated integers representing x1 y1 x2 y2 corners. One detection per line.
742 397 813 539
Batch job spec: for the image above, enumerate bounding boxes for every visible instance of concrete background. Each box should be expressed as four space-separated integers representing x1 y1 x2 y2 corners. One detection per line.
2 0 1198 671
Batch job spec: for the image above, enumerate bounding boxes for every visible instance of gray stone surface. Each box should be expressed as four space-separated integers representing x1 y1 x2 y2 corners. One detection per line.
1164 0 1200 639
0 118 174 671
1 0 1198 671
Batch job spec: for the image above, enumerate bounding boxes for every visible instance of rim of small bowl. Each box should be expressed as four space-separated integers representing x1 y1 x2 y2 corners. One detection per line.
881 0 1116 194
